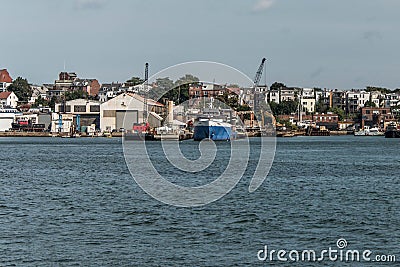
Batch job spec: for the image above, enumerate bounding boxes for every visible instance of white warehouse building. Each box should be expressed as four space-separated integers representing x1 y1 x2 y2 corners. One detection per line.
100 93 164 132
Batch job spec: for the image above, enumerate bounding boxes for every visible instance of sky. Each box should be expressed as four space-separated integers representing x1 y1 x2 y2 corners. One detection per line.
1 0 400 89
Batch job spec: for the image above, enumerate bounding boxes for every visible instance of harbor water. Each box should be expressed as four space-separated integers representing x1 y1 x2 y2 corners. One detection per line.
0 136 399 266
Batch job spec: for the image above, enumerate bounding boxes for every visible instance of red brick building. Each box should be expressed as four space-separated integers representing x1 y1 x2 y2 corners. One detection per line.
360 107 393 129
72 79 101 97
189 83 240 99
0 69 12 83
312 113 339 130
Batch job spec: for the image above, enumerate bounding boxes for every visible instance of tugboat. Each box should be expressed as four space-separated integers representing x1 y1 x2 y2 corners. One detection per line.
385 123 400 138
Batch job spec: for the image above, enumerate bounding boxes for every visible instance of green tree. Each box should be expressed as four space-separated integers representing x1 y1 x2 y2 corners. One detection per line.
366 86 391 94
216 92 240 110
270 82 286 91
65 89 87 101
7 77 32 103
32 96 49 108
315 98 328 113
328 107 345 121
147 75 199 104
175 74 199 87
49 96 57 110
364 100 376 108
172 74 199 104
126 76 144 86
269 100 298 115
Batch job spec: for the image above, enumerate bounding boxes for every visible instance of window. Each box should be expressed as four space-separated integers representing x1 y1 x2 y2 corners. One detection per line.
74 105 86 112
103 110 116 117
90 105 100 112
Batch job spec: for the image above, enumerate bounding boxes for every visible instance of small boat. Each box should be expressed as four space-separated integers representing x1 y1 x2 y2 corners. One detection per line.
385 123 400 138
354 126 384 136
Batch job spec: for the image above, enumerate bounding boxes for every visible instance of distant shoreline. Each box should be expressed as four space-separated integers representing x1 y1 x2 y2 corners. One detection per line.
0 131 356 138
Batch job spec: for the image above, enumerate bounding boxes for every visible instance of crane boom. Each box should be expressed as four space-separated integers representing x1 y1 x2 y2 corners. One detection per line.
253 57 266 86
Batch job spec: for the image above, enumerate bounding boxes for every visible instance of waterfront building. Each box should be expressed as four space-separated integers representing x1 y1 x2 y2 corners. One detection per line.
55 99 101 130
14 112 52 131
100 93 164 132
0 107 21 131
312 112 339 130
360 107 393 130
50 113 74 133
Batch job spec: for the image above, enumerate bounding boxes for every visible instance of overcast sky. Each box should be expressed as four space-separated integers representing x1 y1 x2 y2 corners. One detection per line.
2 0 399 89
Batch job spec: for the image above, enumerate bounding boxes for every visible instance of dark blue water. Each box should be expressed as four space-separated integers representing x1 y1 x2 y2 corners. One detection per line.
0 136 399 266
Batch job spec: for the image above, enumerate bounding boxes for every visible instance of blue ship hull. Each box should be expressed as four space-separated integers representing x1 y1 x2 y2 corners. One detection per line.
194 125 232 141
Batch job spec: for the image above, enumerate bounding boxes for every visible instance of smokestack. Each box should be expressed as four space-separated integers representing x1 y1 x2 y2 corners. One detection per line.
168 101 174 127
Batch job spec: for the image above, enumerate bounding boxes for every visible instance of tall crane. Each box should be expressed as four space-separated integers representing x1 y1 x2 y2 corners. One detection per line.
253 57 266 87
250 58 266 128
143 63 149 125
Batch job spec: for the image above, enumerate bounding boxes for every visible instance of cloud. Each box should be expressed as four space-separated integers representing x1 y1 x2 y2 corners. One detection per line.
363 30 382 42
74 0 105 10
253 0 275 12
310 67 324 79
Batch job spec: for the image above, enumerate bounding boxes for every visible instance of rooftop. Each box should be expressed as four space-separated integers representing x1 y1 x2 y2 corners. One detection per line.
0 91 12 99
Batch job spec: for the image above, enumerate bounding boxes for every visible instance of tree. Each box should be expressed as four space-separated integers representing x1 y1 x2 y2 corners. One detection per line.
147 75 199 104
171 74 199 104
32 96 49 108
270 82 286 91
269 100 298 115
7 77 32 103
328 107 345 121
175 74 199 87
216 92 240 110
65 89 86 101
49 96 57 110
315 98 328 113
364 100 376 108
126 76 144 86
366 86 391 94
148 77 175 102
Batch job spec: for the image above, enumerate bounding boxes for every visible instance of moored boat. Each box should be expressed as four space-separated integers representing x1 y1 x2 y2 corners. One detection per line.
354 126 384 136
193 118 233 141
385 123 400 138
